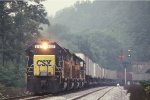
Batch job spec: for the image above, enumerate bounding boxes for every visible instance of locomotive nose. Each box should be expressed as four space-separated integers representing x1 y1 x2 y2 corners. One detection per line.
34 55 56 76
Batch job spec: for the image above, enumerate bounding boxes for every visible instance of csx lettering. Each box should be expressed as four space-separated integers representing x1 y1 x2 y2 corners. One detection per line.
37 60 51 67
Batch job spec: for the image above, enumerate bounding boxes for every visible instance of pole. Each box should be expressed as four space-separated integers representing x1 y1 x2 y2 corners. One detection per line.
125 67 126 85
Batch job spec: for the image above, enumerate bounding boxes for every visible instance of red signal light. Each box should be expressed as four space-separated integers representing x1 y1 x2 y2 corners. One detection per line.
119 53 125 60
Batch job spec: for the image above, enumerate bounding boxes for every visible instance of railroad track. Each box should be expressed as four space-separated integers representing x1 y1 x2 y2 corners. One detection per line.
97 87 114 100
3 95 32 100
3 88 87 100
71 86 114 100
3 94 52 100
4 86 114 100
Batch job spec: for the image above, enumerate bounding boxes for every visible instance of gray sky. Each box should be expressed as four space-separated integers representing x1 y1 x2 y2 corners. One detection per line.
42 0 94 16
41 0 147 16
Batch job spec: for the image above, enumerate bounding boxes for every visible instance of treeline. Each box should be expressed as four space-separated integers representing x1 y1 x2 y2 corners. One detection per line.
1 0 150 88
46 25 122 70
45 1 150 70
0 0 49 87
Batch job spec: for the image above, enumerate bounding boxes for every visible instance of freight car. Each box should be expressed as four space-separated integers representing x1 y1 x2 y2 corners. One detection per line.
25 39 119 94
75 53 118 86
131 73 150 81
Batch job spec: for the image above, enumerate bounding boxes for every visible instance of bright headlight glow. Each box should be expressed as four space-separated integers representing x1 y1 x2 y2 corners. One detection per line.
35 43 56 49
42 42 48 50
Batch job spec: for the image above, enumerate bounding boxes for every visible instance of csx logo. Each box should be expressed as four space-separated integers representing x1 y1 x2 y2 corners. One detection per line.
36 60 51 67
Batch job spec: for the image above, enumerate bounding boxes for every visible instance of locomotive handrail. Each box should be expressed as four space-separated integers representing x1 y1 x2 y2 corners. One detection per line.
55 65 62 79
55 65 62 72
27 64 34 73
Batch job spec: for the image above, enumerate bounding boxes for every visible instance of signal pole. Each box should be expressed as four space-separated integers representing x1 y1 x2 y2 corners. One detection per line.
119 49 132 86
125 66 127 85
122 61 127 85
119 50 127 85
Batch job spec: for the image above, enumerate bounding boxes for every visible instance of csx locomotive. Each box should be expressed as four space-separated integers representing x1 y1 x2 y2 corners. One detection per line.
25 39 127 94
25 39 86 93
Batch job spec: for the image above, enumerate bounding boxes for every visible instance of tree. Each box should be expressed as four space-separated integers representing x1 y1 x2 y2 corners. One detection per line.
0 0 49 87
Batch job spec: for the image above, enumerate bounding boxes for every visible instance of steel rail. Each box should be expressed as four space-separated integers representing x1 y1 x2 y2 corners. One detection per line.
71 87 110 100
97 87 114 100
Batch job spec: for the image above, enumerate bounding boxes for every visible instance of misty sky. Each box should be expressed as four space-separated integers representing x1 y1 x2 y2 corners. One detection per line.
42 0 147 16
42 0 94 16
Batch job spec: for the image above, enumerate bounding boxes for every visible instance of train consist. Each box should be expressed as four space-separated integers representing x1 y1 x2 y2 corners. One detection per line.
25 39 133 94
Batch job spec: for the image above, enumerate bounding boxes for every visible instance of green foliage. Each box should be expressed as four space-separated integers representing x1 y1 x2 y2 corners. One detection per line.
0 0 49 87
140 81 150 88
0 85 6 99
45 1 150 70
140 81 150 99
46 24 122 70
78 32 122 70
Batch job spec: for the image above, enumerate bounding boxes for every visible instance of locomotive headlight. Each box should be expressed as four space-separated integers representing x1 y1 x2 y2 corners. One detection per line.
35 42 55 49
42 42 48 50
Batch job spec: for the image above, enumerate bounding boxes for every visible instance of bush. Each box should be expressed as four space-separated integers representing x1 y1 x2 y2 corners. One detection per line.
140 81 150 99
125 84 146 100
0 63 26 87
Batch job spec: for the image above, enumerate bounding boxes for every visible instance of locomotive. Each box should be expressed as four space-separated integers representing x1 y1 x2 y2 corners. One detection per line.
25 39 124 94
25 39 85 93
